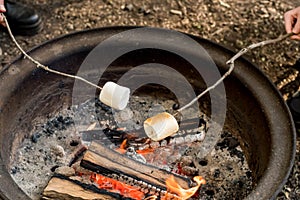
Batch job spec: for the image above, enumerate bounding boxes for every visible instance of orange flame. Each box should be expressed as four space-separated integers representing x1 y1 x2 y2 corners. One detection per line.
114 139 205 199
90 173 145 199
145 175 206 200
116 139 128 154
165 175 206 199
116 139 154 155
136 147 154 154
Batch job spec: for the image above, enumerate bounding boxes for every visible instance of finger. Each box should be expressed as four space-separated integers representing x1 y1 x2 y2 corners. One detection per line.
284 12 294 33
291 34 300 40
292 15 300 34
0 0 5 12
0 14 3 24
0 20 5 27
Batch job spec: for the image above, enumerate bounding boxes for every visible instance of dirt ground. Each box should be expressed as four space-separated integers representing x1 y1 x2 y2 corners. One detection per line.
0 0 299 199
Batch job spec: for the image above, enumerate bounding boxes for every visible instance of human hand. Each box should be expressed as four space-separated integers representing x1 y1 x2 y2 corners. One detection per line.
0 0 6 26
284 6 300 40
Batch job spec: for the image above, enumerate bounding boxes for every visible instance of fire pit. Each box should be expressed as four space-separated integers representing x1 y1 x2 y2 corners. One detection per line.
0 27 296 200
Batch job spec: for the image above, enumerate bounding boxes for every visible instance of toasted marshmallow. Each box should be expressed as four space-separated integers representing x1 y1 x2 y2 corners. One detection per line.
144 112 179 141
99 81 130 110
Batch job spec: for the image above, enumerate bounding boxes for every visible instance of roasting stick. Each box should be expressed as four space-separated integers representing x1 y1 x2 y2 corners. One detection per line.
1 13 130 110
177 32 294 113
1 12 172 140
2 12 295 141
145 32 296 141
1 14 102 90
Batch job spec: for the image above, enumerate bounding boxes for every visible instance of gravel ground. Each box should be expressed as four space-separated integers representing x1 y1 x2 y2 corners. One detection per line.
0 0 299 199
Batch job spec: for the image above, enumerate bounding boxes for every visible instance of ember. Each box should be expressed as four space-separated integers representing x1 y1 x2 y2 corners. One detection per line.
90 173 205 200
90 173 145 199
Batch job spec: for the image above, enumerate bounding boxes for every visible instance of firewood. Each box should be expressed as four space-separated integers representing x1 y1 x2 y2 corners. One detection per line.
81 141 192 191
42 174 130 200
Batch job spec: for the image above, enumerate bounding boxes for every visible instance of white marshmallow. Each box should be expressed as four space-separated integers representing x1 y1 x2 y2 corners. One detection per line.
143 112 179 141
99 81 130 110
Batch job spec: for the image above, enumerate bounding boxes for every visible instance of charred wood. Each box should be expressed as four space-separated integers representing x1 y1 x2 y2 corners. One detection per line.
81 141 193 191
81 117 206 145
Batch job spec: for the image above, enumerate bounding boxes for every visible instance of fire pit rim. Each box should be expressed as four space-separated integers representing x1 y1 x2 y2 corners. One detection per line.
0 26 296 200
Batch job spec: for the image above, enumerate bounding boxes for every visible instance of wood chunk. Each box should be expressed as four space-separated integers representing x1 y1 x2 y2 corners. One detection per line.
81 141 192 190
42 175 128 200
42 177 114 200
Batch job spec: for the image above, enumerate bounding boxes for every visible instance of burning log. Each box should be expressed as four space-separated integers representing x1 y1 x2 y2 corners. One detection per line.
42 140 203 200
42 171 204 200
81 141 193 191
42 118 207 199
42 174 131 200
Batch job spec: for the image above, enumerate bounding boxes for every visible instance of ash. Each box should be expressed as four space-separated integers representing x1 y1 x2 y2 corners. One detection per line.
10 95 252 199
195 132 253 199
10 110 79 200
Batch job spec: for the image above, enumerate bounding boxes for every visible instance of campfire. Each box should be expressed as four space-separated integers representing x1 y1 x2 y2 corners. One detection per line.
42 140 206 200
41 97 208 199
10 95 253 200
